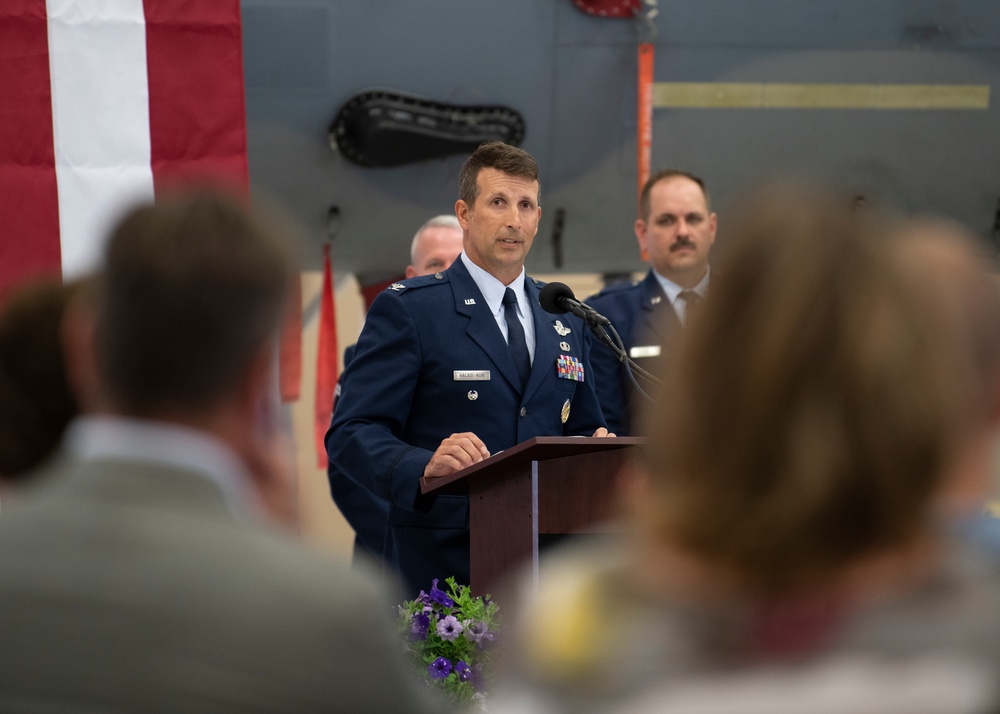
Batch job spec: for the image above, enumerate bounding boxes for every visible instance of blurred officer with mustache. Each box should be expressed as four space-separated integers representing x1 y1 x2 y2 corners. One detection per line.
586 170 717 435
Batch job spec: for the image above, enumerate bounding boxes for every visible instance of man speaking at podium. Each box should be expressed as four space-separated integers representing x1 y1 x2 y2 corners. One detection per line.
326 142 611 596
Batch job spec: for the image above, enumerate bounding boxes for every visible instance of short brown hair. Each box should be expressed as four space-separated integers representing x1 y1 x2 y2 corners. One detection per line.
638 169 710 220
93 191 297 417
458 141 539 206
638 180 992 590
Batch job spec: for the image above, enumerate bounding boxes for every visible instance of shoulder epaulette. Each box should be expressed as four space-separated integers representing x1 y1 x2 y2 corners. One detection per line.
384 272 449 294
589 279 637 299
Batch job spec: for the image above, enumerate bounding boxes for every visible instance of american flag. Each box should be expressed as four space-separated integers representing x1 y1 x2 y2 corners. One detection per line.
0 0 249 298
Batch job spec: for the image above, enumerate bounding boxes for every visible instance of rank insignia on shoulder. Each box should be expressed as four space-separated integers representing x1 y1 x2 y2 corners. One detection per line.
553 320 571 336
387 283 406 292
556 354 584 382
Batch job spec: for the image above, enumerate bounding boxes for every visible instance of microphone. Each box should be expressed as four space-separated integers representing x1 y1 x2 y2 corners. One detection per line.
538 282 611 327
538 282 664 394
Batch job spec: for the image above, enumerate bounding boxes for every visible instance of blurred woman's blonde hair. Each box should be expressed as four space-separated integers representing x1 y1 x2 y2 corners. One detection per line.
638 180 1000 591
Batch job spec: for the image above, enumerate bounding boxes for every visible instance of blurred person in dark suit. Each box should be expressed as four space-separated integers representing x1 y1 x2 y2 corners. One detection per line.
0 192 436 714
0 278 81 485
492 183 1000 714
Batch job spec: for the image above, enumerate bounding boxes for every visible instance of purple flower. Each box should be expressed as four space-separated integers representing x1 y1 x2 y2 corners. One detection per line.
428 579 454 607
436 614 463 641
455 660 473 682
463 619 490 644
409 611 430 641
428 656 452 680
469 663 485 690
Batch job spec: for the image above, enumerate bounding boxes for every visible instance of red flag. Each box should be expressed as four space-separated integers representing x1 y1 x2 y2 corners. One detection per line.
0 0 248 297
637 43 654 204
280 275 303 402
315 244 338 469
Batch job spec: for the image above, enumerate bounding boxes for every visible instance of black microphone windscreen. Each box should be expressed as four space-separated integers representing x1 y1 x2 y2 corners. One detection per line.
538 281 575 315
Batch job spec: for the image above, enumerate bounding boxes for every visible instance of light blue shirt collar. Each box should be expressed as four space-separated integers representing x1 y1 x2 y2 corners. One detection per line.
63 415 259 516
460 252 535 360
652 266 711 313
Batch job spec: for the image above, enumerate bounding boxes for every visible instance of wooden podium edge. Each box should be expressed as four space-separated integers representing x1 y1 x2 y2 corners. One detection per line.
420 436 645 495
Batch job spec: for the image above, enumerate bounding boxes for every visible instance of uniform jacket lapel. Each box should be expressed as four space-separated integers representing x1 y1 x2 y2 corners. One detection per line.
448 259 524 391
639 270 679 345
524 276 556 398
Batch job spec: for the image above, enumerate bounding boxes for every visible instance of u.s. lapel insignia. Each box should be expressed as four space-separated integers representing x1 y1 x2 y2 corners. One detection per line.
560 399 571 424
464 298 476 305
388 282 406 292
559 341 571 351
650 295 662 305
553 320 571 336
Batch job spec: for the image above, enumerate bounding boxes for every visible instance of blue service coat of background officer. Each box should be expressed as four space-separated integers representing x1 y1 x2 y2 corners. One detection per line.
325 255 606 595
586 270 683 436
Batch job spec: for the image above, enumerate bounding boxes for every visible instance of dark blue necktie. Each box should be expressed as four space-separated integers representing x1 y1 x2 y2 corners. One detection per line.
503 287 531 389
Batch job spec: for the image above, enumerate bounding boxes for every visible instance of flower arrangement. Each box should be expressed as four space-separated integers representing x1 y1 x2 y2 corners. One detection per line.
398 576 501 707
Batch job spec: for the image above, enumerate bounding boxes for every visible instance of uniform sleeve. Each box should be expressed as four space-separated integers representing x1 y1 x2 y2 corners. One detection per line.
325 291 435 512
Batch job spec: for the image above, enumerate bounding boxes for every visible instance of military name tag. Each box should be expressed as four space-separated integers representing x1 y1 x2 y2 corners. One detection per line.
453 370 491 381
630 345 661 359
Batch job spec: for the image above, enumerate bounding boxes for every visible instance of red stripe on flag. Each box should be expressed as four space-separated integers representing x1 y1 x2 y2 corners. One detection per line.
280 274 303 403
0 0 62 300
636 43 654 207
315 245 338 469
143 0 249 194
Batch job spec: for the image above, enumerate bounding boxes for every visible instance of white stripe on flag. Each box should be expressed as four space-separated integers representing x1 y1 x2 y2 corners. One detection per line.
47 0 155 279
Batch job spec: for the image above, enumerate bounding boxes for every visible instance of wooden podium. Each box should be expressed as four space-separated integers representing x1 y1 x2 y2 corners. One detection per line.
420 436 644 597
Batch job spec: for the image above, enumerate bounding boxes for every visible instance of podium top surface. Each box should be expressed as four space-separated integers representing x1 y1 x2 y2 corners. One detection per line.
420 436 645 494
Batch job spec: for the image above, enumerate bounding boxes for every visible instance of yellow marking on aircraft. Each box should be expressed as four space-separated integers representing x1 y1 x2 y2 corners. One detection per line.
653 83 990 110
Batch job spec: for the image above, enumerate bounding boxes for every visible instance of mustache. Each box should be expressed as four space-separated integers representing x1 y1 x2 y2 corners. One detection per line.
670 237 695 252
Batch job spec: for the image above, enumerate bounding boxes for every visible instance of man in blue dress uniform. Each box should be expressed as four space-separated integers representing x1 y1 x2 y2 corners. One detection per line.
330 215 464 566
326 142 611 596
586 170 717 435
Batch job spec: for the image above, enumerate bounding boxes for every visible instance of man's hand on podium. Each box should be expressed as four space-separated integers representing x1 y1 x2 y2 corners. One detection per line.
423 432 491 480
592 427 616 438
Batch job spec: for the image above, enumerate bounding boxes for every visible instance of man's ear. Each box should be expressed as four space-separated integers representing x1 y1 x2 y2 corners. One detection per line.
60 290 103 412
635 218 649 262
455 199 470 230
237 343 275 422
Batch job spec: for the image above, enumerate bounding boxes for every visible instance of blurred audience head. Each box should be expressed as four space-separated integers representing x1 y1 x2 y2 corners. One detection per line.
0 278 83 481
406 214 463 278
91 190 297 420
637 180 1000 592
